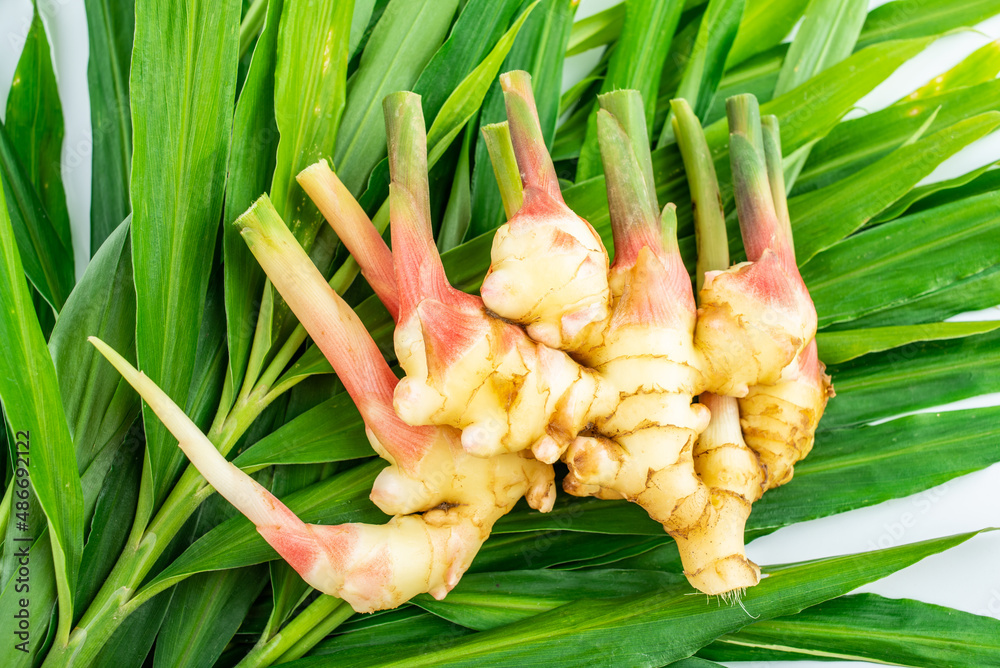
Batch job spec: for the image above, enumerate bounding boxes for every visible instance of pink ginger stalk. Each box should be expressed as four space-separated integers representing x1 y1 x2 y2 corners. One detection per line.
384 91 617 463
479 70 612 354
296 159 399 321
735 112 833 489
91 195 557 613
563 92 712 539
694 95 817 398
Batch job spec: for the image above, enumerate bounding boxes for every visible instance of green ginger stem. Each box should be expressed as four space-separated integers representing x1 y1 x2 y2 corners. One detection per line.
671 98 729 285
481 122 524 219
236 596 351 668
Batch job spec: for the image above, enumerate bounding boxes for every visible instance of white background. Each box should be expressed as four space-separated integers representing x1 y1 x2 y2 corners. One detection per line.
0 0 998 665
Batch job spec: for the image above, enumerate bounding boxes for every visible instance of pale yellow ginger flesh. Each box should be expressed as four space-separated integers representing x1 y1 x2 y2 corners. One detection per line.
480 70 612 353
680 393 764 594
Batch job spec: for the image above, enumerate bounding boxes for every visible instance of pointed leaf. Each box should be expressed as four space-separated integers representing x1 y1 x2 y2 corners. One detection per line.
5 7 71 252
153 566 267 668
298 533 980 667
222 0 283 408
817 320 1000 364
702 593 1000 666
793 112 1000 263
129 0 240 513
0 178 82 644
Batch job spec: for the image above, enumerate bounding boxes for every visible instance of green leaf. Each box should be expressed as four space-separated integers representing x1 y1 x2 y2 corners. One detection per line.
5 6 71 254
133 462 383 602
753 407 1000 530
774 0 867 97
857 0 1000 51
844 264 1000 330
658 0 744 146
566 2 624 56
270 0 353 247
411 569 685 631
792 112 1000 263
295 533 979 667
412 0 525 124
437 124 473 252
0 174 83 645
233 392 370 471
701 593 1000 666
48 218 138 477
75 428 141 618
129 0 240 513
871 160 999 225
0 533 56 666
805 191 1000 328
426 1 539 167
91 592 173 668
469 0 576 238
472 532 667 572
817 320 1000 364
0 120 74 311
725 0 808 68
902 39 1000 103
576 0 684 180
153 566 267 668
84 0 135 253
222 0 283 409
334 0 459 196
797 78 1000 196
820 331 1000 430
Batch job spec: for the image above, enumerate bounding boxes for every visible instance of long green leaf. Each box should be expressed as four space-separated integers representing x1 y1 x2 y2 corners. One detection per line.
792 112 1000 263
233 392 370 470
129 0 240 513
333 0 459 196
292 533 979 667
222 0 283 411
753 407 1000 530
0 120 73 311
153 566 267 668
270 0 353 247
817 320 1000 364
857 0 1000 50
797 78 1000 195
84 0 135 253
725 0 808 68
412 569 685 631
902 39 1000 103
413 0 525 124
820 332 1000 431
48 218 137 478
576 0 684 179
805 191 1000 328
658 0 743 146
0 168 82 646
5 6 71 253
75 430 141 619
774 0 867 97
702 593 1000 666
469 0 576 237
566 2 624 56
